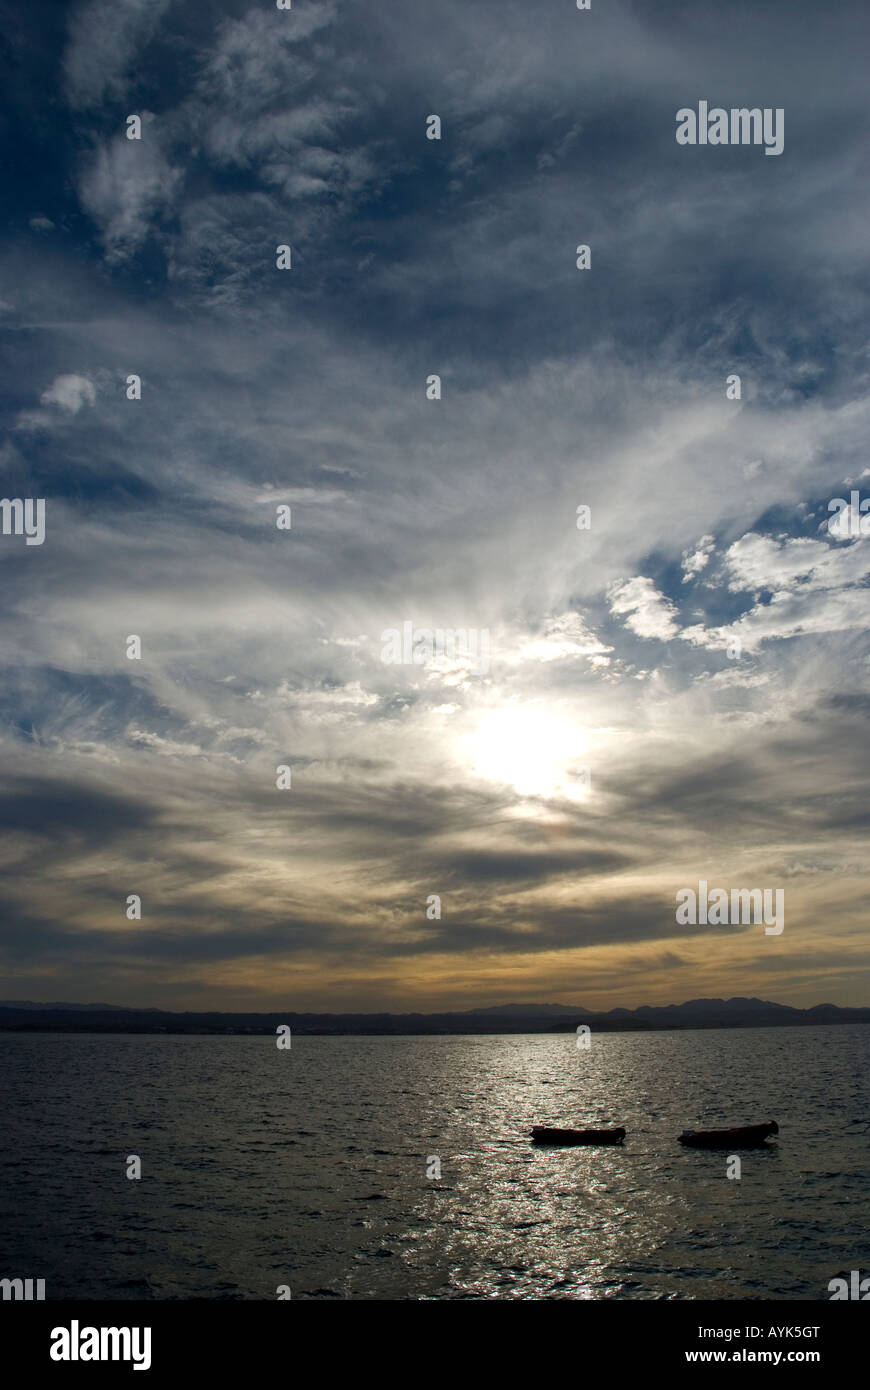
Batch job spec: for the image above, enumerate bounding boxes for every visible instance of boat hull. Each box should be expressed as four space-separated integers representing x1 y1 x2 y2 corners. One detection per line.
678 1121 778 1149
531 1126 626 1146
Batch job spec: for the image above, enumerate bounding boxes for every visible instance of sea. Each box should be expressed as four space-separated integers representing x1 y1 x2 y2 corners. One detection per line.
2 1025 868 1300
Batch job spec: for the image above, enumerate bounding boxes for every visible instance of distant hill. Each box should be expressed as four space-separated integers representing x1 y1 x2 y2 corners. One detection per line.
467 1002 591 1016
0 1000 141 1012
0 997 868 1035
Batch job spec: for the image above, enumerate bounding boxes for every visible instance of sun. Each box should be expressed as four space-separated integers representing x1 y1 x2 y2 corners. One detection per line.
461 703 590 801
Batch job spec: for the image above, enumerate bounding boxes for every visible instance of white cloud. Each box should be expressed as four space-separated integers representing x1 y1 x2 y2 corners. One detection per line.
608 577 680 640
683 587 870 654
723 532 870 595
78 130 182 264
681 528 870 653
518 612 612 665
277 680 377 711
681 533 715 582
40 374 96 414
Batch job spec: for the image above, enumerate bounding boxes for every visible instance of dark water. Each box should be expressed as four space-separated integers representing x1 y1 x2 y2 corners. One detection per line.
2 1027 868 1300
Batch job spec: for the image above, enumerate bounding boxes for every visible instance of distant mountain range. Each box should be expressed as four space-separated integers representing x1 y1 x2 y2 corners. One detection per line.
0 1000 153 1012
0 997 868 1035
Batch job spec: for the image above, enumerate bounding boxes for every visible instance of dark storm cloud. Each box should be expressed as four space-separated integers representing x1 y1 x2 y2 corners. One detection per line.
441 848 629 884
0 774 155 842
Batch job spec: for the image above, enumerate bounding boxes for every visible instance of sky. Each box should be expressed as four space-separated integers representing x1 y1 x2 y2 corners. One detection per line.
1 0 869 1013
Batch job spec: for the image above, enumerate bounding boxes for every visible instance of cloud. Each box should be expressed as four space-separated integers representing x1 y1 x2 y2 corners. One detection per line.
724 532 870 595
63 0 175 108
681 528 870 653
2 0 870 1011
517 612 612 665
681 534 715 582
608 578 680 640
39 374 97 413
77 129 182 263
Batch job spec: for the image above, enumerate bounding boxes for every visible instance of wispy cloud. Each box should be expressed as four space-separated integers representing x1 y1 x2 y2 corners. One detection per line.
1 0 870 1010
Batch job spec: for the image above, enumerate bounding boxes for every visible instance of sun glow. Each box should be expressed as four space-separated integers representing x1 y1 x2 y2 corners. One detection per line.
462 703 591 801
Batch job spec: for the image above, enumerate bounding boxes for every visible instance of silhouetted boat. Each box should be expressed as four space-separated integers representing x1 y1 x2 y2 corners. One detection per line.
678 1120 778 1148
531 1126 626 1146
